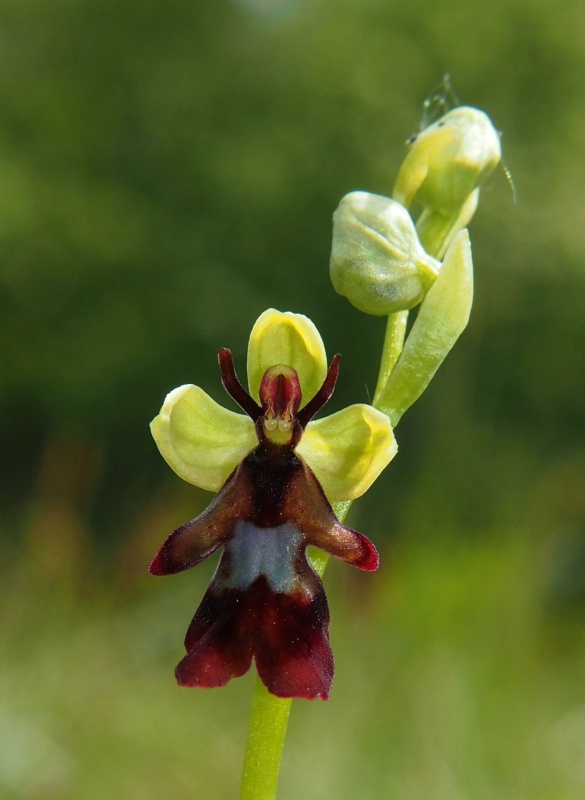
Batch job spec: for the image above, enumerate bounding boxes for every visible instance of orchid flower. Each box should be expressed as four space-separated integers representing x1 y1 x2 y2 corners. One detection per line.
149 309 396 699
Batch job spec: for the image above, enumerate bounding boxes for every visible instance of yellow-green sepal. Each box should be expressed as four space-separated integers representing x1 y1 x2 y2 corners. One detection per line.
150 384 257 492
247 309 327 408
374 229 473 427
296 404 397 502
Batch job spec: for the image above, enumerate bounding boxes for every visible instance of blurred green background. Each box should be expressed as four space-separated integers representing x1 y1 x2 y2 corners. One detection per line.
2 0 585 797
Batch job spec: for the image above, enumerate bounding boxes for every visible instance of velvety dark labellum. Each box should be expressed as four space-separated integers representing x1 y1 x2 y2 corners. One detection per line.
176 576 333 700
149 350 379 700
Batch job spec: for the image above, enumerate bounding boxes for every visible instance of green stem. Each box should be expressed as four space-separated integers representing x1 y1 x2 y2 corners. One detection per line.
238 502 350 800
373 310 408 407
239 684 292 800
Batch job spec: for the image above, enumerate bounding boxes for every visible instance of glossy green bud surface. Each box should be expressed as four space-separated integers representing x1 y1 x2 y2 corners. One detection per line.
330 191 440 316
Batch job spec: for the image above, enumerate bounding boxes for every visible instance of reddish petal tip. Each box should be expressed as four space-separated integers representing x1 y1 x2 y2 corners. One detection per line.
148 550 166 576
352 532 379 572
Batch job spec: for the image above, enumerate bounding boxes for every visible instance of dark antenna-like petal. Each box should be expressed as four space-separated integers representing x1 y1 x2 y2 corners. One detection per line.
218 348 262 421
297 354 341 428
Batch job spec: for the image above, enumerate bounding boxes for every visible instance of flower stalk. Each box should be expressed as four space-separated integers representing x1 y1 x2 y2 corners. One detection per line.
148 94 503 800
239 684 292 800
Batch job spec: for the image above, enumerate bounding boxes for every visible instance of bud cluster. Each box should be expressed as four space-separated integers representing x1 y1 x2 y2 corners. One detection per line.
329 101 502 425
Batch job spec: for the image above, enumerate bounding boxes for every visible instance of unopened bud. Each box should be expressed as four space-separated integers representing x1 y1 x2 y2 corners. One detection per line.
394 106 501 216
330 191 440 316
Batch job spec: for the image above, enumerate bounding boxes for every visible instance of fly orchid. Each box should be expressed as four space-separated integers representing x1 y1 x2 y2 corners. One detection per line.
149 309 396 699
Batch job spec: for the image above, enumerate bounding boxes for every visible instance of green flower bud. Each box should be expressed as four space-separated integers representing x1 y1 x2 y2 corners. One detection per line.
329 191 440 316
394 106 501 216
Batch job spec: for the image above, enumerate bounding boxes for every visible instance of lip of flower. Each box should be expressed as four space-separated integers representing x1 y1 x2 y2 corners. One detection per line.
148 309 397 699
